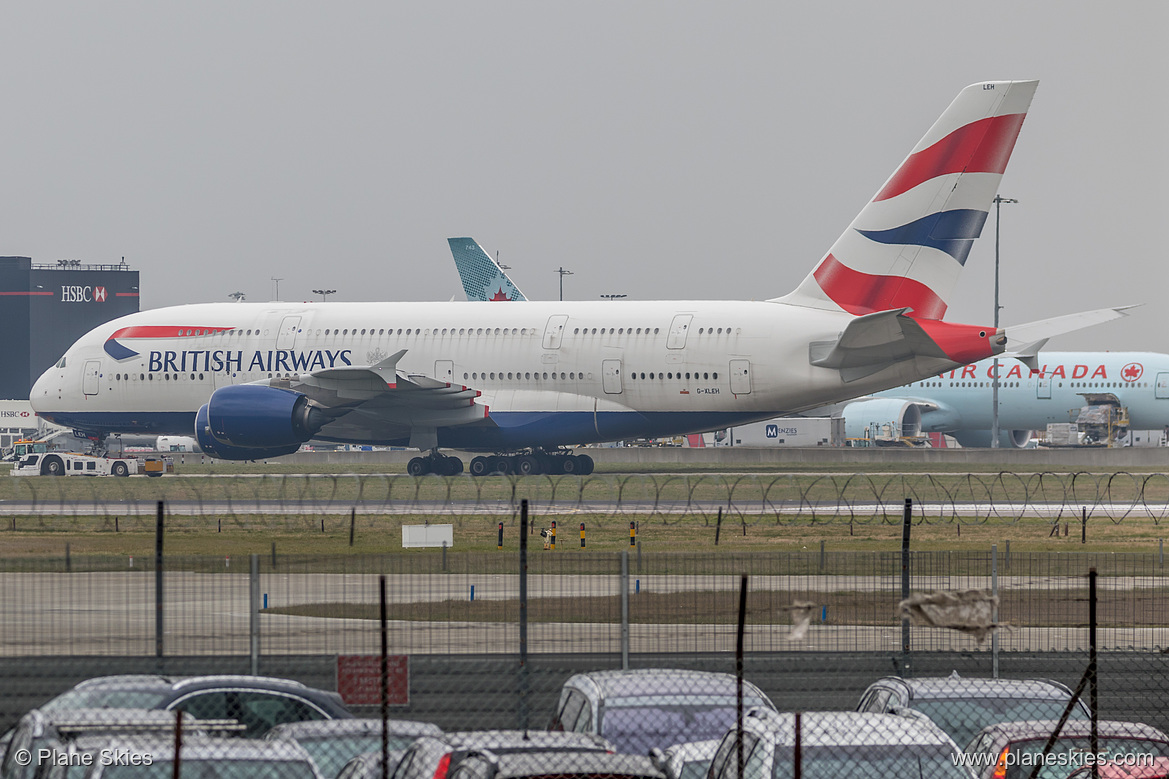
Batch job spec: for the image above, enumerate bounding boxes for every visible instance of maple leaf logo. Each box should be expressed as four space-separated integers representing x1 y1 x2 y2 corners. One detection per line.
489 288 511 301
1121 363 1143 382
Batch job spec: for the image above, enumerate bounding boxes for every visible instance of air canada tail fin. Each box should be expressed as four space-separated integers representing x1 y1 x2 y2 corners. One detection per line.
776 80 1038 319
447 237 528 302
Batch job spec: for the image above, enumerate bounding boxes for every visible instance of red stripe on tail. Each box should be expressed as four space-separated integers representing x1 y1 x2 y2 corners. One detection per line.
813 255 947 319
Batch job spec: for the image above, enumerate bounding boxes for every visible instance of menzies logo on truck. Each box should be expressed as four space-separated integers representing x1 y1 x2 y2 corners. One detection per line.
61 285 107 302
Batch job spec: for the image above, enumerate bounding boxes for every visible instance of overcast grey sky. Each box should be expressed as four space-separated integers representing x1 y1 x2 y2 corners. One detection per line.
3 1 1166 351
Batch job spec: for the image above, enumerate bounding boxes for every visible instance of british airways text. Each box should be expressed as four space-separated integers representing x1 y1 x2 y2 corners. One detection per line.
147 349 352 373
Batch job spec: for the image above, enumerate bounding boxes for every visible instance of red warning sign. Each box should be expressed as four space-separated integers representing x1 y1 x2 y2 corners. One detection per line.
337 655 409 706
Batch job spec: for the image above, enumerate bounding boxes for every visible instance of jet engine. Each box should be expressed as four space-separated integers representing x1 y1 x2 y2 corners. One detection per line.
951 429 1034 448
194 385 328 461
841 399 923 442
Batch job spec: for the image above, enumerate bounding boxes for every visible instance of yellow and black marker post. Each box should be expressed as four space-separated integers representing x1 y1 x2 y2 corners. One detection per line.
630 520 637 546
497 522 504 550
550 520 556 550
580 522 585 548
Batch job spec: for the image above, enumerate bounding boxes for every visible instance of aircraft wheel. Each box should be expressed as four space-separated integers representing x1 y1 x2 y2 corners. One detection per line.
495 456 512 476
516 455 541 476
41 456 64 476
469 457 490 477
558 455 577 475
407 457 429 477
442 457 464 476
575 454 594 475
112 461 130 477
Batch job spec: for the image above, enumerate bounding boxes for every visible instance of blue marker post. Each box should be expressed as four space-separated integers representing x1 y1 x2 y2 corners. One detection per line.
470 585 475 602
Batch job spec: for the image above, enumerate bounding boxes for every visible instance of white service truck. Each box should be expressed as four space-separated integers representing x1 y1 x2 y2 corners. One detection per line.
11 452 139 477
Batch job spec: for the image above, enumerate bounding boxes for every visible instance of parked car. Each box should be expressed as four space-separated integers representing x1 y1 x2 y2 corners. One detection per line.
334 749 411 779
1067 757 1169 779
964 719 1169 779
37 675 352 737
82 733 324 779
550 669 776 754
266 719 443 778
857 673 1090 750
0 709 222 779
648 739 720 779
390 731 614 779
707 708 973 779
448 751 665 779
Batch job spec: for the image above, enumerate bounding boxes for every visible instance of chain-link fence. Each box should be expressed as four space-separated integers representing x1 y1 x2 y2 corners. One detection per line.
4 496 1169 778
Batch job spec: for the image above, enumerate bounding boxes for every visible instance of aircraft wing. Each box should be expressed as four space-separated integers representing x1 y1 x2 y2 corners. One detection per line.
263 349 489 447
1001 306 1136 368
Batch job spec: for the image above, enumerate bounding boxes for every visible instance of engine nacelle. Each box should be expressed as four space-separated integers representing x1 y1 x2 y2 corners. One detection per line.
842 399 923 441
194 385 327 461
951 429 1035 448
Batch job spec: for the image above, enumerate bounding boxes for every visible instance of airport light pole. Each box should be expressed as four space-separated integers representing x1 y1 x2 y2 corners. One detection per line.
991 195 1018 449
312 288 336 302
555 267 574 301
272 277 284 301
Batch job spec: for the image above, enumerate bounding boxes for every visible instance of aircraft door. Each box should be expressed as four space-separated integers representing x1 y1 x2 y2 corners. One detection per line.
82 360 101 396
1156 372 1169 400
276 316 301 350
542 315 569 349
1036 376 1051 399
435 360 454 383
729 359 752 395
602 359 623 394
666 315 693 350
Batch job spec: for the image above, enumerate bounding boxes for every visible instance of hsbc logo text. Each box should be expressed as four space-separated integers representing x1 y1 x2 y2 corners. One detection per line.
61 285 107 302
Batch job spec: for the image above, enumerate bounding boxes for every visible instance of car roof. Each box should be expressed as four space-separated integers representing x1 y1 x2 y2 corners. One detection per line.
745 710 958 747
266 718 442 740
68 674 318 693
566 669 768 701
88 733 317 762
870 675 1073 701
444 731 612 751
17 708 199 738
973 719 1169 745
461 751 665 779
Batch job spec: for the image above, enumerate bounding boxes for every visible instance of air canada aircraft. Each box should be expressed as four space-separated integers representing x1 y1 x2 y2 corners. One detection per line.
848 352 1169 447
33 80 1118 476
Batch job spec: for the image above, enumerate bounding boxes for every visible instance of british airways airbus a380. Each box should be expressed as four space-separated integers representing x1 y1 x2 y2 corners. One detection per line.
31 80 1119 475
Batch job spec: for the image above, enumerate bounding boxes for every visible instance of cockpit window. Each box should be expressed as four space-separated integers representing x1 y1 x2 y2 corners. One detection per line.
56 357 67 369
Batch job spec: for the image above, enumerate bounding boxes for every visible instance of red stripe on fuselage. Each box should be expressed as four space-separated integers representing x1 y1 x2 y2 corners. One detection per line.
108 326 235 339
813 254 947 319
874 113 1027 202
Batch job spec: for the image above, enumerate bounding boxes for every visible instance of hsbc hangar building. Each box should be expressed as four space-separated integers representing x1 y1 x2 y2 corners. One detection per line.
0 256 140 400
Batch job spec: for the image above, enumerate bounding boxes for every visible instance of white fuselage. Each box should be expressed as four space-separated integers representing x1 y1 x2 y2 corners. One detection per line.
31 299 972 450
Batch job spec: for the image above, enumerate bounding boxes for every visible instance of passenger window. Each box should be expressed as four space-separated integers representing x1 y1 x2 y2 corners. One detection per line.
234 691 325 736
555 690 585 732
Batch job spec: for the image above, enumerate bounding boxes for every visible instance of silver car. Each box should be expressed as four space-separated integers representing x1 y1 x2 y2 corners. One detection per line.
649 739 720 779
265 718 442 778
550 669 776 755
963 719 1169 779
707 708 974 779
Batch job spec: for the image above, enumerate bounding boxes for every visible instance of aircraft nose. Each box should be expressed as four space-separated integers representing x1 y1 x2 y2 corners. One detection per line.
29 364 59 412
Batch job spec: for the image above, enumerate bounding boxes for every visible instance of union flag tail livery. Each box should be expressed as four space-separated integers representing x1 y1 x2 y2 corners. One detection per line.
778 80 1038 319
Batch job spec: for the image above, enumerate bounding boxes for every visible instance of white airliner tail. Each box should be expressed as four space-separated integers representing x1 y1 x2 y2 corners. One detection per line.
775 80 1038 320
447 238 527 302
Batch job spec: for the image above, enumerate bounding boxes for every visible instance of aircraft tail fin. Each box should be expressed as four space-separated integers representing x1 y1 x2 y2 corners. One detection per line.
447 237 528 302
776 80 1038 319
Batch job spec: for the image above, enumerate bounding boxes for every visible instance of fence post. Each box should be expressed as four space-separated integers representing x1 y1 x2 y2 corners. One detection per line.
250 554 260 675
991 544 999 679
1082 507 1087 544
901 498 912 660
349 508 355 547
379 575 390 779
1089 567 1098 764
518 499 529 729
155 500 164 662
736 574 748 779
620 550 630 670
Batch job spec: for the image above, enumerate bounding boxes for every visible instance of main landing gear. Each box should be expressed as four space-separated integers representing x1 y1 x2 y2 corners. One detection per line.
405 450 595 477
468 451 594 477
406 451 464 477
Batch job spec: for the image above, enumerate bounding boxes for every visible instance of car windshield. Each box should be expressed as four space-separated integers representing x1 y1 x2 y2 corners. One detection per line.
912 698 1087 749
678 760 713 779
770 743 967 779
601 705 746 754
299 735 414 777
102 759 318 779
1002 737 1169 779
